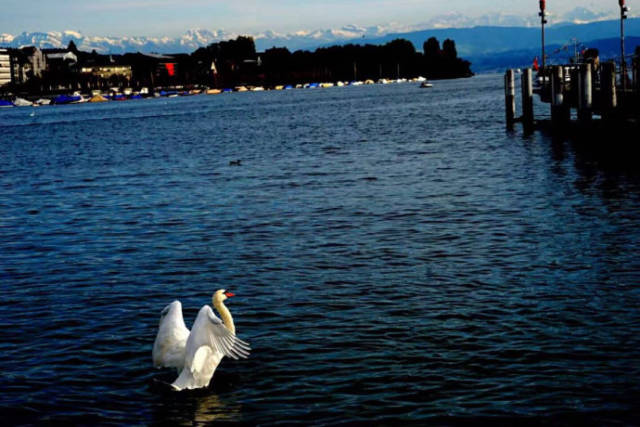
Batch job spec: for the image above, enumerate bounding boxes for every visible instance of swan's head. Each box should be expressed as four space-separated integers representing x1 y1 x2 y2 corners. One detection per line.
213 289 235 305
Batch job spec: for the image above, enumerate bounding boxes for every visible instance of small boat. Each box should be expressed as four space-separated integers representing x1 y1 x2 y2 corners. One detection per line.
420 81 433 88
72 91 87 103
0 99 13 108
52 94 84 104
206 88 222 95
88 94 108 103
13 97 33 107
35 98 51 106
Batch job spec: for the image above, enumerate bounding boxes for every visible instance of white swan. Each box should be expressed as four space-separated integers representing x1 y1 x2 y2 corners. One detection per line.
165 290 251 391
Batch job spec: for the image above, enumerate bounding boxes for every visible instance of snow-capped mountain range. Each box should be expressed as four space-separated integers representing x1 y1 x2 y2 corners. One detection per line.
0 8 628 54
0 26 412 54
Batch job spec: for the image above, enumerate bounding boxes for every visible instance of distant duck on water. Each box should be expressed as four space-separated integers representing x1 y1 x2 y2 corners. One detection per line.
229 160 242 166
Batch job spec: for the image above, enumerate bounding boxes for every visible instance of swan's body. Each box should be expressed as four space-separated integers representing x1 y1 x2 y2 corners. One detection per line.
152 300 190 370
152 290 250 391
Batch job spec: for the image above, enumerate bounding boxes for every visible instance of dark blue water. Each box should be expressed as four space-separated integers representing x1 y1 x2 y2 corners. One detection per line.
2 75 640 425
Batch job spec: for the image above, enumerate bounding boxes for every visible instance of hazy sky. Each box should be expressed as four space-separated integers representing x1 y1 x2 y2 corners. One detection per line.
1 0 636 36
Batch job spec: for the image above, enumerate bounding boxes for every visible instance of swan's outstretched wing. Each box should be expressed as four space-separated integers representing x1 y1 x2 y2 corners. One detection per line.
171 305 250 390
204 306 251 360
152 300 190 369
185 305 250 362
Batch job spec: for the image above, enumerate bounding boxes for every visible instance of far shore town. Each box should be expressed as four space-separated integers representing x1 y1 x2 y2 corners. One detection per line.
0 36 471 106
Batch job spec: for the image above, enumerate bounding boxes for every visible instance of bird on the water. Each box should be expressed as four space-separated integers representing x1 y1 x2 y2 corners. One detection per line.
152 289 250 391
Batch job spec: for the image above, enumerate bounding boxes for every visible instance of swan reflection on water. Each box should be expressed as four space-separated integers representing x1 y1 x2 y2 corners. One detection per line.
151 390 243 425
193 393 243 425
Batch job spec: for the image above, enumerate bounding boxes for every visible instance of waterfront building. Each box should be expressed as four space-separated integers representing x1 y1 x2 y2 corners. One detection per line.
0 48 12 87
43 49 78 74
80 65 132 80
10 47 46 84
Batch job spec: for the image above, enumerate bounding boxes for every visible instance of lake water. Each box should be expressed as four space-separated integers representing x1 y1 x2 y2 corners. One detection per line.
1 75 640 425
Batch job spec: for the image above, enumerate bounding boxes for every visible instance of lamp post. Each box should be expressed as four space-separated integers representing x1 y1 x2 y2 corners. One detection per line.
539 0 547 73
620 0 629 90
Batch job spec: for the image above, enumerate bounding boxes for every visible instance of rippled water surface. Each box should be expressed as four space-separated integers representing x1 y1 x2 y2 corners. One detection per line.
2 75 640 425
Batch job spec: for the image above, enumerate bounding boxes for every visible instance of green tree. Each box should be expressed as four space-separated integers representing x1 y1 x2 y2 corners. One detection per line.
423 37 441 60
442 39 458 60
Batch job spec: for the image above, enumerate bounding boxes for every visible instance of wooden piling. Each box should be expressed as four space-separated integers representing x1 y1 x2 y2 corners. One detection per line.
551 65 570 127
633 57 640 102
504 69 516 129
521 68 534 132
577 63 593 123
601 61 617 119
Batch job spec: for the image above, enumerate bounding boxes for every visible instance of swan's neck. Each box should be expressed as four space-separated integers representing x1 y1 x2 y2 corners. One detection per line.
214 300 235 335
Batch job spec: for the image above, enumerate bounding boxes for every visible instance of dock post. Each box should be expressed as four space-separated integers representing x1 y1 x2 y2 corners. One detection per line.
551 65 570 128
601 62 617 120
633 57 639 104
577 63 593 123
521 68 534 133
504 69 516 129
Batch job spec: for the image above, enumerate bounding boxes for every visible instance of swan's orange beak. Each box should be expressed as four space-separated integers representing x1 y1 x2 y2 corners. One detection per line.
224 291 235 297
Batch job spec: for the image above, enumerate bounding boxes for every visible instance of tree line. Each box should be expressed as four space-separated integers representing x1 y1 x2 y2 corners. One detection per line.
192 36 473 87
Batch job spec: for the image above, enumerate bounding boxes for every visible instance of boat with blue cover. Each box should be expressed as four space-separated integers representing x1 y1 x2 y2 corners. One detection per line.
52 94 84 104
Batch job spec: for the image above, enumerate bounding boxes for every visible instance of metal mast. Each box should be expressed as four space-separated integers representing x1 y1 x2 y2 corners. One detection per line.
539 0 547 72
620 0 629 90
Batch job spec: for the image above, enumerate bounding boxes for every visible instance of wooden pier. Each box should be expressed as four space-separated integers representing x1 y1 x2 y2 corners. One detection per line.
504 58 640 135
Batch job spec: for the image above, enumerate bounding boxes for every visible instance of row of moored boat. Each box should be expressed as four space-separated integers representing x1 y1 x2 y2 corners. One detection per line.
1 77 433 108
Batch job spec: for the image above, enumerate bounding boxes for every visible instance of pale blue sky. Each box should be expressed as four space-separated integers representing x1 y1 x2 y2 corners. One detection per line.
0 0 634 37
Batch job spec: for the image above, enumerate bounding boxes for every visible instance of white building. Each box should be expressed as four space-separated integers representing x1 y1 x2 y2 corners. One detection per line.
12 47 46 83
0 48 12 87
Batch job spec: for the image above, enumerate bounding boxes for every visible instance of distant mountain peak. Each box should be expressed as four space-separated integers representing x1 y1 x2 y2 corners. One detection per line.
557 7 614 24
1 33 15 44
